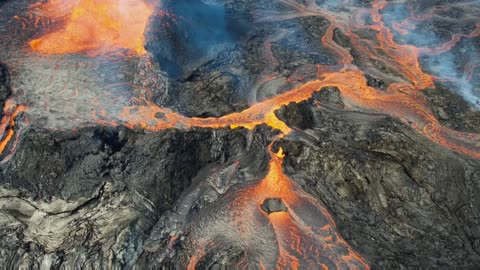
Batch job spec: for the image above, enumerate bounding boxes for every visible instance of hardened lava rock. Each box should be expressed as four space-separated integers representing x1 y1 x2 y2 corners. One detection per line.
260 198 288 214
0 123 273 268
0 63 10 112
274 92 480 268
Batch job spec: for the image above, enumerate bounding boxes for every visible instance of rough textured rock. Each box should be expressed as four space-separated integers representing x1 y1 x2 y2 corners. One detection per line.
260 198 288 214
1 125 254 206
153 50 250 117
140 125 273 267
424 84 480 133
275 95 480 268
275 101 314 130
0 63 10 112
144 0 252 117
0 181 156 269
0 123 273 267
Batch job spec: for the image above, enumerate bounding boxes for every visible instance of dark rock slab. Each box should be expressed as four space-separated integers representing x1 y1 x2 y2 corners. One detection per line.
0 63 11 113
260 198 288 214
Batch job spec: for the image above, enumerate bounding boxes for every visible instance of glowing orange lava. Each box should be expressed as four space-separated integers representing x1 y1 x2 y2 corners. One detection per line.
7 0 480 268
186 147 370 269
28 0 153 56
102 68 480 160
261 148 368 269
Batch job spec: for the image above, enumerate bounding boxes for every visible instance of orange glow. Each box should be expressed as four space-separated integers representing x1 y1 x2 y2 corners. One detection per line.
103 68 480 159
28 0 153 56
262 149 369 268
0 99 27 155
254 147 297 201
186 146 370 268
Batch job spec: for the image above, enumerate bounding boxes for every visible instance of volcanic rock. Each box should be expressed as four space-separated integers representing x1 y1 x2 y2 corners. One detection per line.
0 125 256 207
260 198 288 214
145 0 248 77
424 84 480 133
0 63 10 112
275 101 314 130
275 98 480 268
312 86 345 107
0 123 274 267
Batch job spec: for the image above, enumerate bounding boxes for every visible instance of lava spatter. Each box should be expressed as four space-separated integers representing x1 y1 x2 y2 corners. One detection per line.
28 0 153 56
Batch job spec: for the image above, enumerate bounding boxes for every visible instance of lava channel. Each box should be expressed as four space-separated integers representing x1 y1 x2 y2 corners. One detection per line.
185 147 370 269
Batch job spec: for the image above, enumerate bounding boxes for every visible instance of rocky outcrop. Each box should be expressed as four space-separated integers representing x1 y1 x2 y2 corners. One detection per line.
260 198 288 214
0 182 155 268
0 124 273 268
0 63 11 113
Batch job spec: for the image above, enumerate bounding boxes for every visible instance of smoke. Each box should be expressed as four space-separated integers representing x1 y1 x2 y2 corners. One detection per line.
147 0 247 76
172 0 233 50
381 2 480 109
427 42 480 108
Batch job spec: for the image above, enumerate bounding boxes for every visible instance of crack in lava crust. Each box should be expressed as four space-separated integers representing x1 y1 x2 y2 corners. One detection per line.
28 0 153 56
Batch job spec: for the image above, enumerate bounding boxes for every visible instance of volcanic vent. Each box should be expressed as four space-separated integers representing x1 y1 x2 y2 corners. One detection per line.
0 0 480 268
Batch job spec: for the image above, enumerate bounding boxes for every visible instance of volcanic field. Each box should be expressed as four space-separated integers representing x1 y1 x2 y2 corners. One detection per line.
0 0 480 268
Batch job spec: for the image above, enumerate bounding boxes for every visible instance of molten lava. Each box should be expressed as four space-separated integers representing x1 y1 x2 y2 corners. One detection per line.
0 99 27 159
28 0 153 56
186 147 369 269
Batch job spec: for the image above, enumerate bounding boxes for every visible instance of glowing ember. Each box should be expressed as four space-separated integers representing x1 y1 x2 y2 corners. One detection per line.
28 0 153 56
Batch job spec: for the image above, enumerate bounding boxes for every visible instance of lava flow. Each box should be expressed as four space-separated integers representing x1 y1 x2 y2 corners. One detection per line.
28 0 153 56
108 68 480 159
186 147 369 269
0 99 27 160
97 0 480 160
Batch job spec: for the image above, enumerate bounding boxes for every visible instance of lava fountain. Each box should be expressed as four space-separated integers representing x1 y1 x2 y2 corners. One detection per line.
28 0 153 56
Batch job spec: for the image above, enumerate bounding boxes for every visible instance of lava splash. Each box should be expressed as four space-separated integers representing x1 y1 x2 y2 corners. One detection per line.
28 0 153 56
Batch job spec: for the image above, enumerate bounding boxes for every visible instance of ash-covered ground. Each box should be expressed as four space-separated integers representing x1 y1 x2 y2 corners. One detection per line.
0 0 480 268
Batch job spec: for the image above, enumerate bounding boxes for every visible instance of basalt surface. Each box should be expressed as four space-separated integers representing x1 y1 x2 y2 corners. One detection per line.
0 0 479 269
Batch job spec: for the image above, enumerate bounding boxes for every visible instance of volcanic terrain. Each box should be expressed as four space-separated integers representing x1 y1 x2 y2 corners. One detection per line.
0 0 480 268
